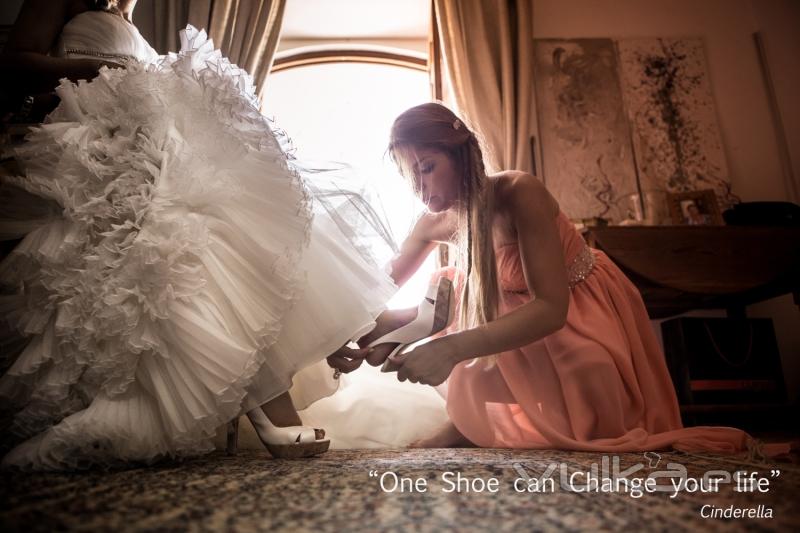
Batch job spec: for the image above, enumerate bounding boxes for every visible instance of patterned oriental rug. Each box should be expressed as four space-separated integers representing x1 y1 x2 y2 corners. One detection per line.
1 448 798 532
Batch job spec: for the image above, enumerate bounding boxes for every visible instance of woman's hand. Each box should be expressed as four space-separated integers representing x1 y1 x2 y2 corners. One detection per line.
326 344 371 374
393 337 460 386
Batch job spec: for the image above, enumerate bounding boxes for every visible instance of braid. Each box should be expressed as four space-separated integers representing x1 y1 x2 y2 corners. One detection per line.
461 198 472 329
465 194 473 279
458 132 498 330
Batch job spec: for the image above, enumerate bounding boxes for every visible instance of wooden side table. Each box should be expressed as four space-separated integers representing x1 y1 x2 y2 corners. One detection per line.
583 225 800 428
583 226 800 319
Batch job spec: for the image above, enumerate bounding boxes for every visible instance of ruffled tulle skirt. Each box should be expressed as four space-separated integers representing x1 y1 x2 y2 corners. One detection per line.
0 27 396 470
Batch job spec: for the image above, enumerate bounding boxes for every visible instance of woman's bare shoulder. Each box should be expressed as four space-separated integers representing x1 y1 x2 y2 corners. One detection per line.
492 171 557 216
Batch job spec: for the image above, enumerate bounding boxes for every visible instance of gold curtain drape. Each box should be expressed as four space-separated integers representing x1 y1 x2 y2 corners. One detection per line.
188 0 287 96
134 0 191 55
430 0 535 175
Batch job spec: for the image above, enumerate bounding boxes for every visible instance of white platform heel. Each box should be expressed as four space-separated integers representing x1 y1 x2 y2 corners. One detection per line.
226 408 330 458
368 276 456 373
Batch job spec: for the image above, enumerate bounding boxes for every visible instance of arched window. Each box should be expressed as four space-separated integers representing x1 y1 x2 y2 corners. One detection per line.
272 45 426 73
263 46 434 309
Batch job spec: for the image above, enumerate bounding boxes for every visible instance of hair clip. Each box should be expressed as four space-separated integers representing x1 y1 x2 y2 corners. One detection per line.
453 119 462 130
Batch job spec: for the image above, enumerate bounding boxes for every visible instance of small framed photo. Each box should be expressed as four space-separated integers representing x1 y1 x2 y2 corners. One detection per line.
667 189 724 226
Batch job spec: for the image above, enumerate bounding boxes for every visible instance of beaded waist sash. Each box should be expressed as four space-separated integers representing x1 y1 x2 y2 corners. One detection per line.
64 48 138 62
567 245 596 289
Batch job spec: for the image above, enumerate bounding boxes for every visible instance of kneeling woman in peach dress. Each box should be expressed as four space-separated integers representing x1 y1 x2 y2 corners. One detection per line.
375 102 790 457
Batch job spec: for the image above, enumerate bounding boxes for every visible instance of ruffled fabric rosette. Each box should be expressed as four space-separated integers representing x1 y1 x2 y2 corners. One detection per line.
0 26 319 467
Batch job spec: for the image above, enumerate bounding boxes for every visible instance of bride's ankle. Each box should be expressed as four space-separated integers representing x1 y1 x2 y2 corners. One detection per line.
260 410 302 428
256 394 303 428
381 307 419 332
396 307 419 326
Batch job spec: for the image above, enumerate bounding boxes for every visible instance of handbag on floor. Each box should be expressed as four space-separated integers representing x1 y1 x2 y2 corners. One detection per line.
661 317 786 405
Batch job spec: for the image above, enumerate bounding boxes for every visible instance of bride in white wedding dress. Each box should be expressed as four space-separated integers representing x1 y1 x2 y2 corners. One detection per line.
0 0 448 469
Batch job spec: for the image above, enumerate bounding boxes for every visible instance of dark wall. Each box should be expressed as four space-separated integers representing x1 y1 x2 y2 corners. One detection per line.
0 0 23 25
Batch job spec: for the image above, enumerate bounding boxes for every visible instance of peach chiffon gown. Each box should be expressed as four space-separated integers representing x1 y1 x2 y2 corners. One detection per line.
442 211 790 456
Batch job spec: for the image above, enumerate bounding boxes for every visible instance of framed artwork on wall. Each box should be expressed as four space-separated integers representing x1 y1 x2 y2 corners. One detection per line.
534 37 733 224
533 38 638 223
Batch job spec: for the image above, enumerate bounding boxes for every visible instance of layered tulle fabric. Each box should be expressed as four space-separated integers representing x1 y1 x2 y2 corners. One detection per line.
443 212 790 457
0 25 396 470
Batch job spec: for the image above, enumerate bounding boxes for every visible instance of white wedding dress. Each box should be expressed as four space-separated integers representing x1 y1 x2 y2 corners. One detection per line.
0 11 417 470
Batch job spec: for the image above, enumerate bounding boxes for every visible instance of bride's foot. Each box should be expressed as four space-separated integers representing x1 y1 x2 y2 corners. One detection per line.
246 408 330 458
260 392 325 440
409 422 474 448
358 307 418 366
359 277 455 370
227 392 329 458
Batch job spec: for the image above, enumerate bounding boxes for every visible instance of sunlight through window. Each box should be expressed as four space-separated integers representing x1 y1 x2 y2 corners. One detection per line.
263 61 435 309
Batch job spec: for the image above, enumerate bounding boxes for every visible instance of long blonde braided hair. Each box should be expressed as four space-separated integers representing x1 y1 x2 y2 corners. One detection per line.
389 103 499 334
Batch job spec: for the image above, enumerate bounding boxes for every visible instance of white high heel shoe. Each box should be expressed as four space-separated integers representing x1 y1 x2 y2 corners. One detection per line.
226 408 330 458
368 276 456 373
